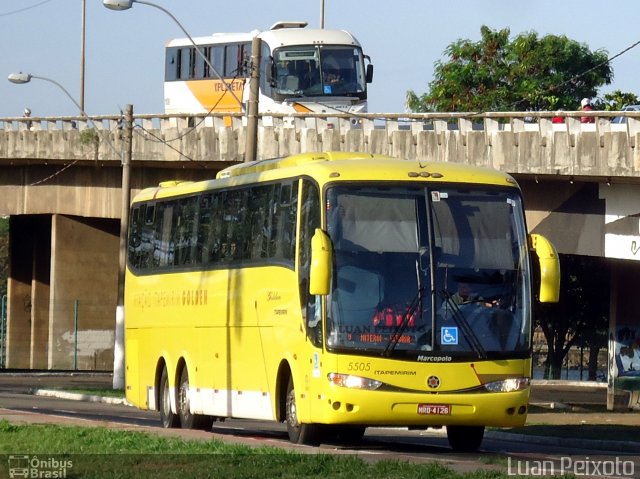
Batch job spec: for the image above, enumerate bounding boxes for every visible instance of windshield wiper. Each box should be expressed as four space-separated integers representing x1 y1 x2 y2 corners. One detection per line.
383 287 426 357
439 290 487 359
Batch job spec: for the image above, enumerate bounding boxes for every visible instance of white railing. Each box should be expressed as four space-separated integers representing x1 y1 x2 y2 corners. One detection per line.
3 110 640 133
3 110 640 179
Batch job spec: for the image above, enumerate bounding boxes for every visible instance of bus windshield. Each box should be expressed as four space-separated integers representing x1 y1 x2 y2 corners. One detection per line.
325 185 531 360
273 45 366 98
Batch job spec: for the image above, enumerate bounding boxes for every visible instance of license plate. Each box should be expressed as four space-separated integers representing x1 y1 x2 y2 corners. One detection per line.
417 403 451 415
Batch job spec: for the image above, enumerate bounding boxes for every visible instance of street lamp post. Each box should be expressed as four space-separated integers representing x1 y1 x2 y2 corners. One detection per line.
8 72 132 389
8 73 86 116
102 0 243 111
80 0 86 112
102 0 260 162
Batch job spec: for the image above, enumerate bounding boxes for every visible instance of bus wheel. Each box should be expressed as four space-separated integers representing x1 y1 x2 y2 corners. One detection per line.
159 367 179 428
446 425 484 452
285 377 321 445
177 368 213 430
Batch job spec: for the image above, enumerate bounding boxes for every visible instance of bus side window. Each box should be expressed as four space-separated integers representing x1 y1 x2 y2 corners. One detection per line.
276 181 298 261
155 202 175 268
225 44 240 77
165 47 178 82
128 206 141 269
178 47 193 80
298 180 321 347
220 189 248 262
174 196 199 266
198 193 222 264
260 45 273 96
137 203 154 270
210 46 224 79
247 185 273 260
196 46 210 79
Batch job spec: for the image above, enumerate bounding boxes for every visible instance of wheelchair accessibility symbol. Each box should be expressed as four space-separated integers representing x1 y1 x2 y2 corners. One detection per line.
441 327 459 345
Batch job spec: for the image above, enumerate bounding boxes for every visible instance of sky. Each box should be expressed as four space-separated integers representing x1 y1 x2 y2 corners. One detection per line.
1 0 639 118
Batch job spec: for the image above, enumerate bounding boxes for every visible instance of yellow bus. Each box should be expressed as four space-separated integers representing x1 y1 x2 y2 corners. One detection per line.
124 151 560 451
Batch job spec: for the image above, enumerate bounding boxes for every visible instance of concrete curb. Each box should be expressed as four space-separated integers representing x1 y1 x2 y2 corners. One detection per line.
33 389 131 407
531 379 607 388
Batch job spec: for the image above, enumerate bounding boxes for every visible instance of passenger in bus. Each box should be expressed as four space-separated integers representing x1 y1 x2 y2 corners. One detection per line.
449 281 496 307
325 69 343 85
322 56 345 91
440 281 518 351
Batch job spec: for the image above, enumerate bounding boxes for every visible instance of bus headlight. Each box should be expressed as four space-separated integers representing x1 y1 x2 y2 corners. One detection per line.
328 373 382 390
483 377 530 393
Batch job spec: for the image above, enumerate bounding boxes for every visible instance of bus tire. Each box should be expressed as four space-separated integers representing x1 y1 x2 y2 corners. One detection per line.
446 425 484 452
159 367 179 429
177 367 213 430
285 377 322 445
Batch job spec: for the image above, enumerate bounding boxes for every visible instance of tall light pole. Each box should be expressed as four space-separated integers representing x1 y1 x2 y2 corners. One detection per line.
8 72 131 389
80 0 86 112
102 0 243 110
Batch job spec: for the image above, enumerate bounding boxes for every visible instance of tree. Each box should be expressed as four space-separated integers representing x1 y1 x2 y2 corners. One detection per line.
535 255 609 380
406 26 614 113
594 89 640 111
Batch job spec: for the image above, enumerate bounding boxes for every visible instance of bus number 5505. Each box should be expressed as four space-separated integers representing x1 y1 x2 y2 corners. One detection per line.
348 362 371 372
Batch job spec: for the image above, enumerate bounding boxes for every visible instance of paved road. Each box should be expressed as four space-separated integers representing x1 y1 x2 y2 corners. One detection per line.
0 371 112 393
2 391 639 476
1 370 639 476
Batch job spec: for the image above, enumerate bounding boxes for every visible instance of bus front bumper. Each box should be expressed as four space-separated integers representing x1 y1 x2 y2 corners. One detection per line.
311 387 530 428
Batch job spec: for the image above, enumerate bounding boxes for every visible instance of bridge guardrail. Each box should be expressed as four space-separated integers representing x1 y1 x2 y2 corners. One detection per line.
3 110 640 132
3 110 640 179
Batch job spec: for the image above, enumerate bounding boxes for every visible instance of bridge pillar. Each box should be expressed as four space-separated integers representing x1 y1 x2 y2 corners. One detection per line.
30 218 51 369
5 216 51 369
48 214 119 370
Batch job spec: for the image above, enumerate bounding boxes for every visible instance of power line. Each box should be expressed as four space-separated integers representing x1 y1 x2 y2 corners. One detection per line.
550 38 640 96
29 160 79 186
0 0 52 17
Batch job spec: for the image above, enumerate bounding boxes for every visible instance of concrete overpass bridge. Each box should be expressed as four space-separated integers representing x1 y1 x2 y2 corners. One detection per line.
1 109 640 375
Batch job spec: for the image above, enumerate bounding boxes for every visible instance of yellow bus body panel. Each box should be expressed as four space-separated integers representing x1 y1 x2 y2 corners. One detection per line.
125 152 533 429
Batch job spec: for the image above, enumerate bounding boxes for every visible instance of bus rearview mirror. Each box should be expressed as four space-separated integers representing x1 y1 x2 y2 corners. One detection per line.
530 233 560 303
309 228 332 295
365 64 374 84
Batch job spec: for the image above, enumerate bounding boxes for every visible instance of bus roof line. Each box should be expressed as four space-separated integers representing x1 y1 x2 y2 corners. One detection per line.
216 151 390 179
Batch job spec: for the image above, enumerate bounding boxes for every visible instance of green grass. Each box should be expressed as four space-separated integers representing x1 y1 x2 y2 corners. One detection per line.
0 420 511 479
